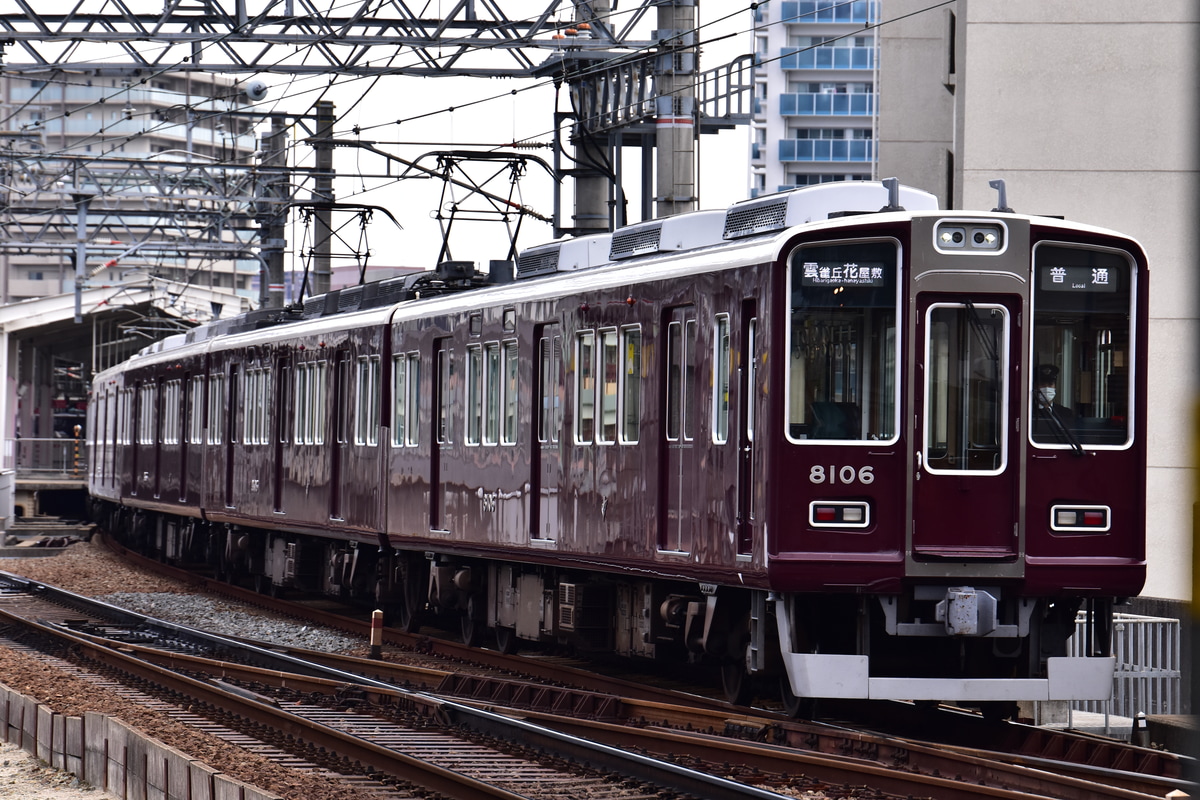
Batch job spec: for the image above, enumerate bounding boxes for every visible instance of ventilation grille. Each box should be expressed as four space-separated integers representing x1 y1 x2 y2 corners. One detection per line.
610 223 663 260
517 246 561 279
558 582 577 631
723 197 790 239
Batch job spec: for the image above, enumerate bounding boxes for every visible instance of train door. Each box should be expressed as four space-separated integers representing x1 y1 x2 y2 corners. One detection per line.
331 349 349 521
531 324 563 541
736 304 758 556
660 306 698 553
224 364 238 508
179 372 190 502
430 338 452 533
912 295 1020 559
273 356 288 513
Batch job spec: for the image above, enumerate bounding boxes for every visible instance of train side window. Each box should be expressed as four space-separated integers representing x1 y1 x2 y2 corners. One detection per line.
576 331 597 443
714 314 731 443
138 384 155 445
207 375 224 445
466 344 483 445
162 379 181 445
502 340 518 445
598 328 618 444
666 320 697 442
436 347 453 445
392 352 422 447
354 355 380 446
538 333 562 444
293 361 326 445
621 326 642 444
243 367 271 446
484 342 501 445
188 376 204 445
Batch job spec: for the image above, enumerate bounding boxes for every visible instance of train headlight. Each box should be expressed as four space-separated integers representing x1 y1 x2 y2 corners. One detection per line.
809 501 870 529
934 221 1006 253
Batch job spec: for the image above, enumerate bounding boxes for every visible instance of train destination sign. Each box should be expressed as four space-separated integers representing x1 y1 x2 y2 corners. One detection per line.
799 260 888 288
1040 265 1117 293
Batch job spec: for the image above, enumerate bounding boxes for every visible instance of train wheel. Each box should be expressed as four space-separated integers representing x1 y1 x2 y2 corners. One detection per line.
721 613 754 705
494 625 518 654
460 594 483 647
394 558 426 634
720 653 753 706
779 674 815 719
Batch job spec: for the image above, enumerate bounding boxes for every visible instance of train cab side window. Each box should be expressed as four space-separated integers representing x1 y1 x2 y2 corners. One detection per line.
786 240 899 443
1031 245 1134 448
714 314 731 444
354 355 380 446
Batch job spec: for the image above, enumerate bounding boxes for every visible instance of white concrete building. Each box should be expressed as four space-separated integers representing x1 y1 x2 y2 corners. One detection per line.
875 1 1197 609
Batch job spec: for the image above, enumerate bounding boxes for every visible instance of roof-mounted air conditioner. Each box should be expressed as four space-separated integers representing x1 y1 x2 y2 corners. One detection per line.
609 209 728 260
723 180 939 240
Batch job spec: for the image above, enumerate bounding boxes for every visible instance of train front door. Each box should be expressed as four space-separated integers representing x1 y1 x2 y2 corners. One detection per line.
912 295 1020 560
660 306 698 553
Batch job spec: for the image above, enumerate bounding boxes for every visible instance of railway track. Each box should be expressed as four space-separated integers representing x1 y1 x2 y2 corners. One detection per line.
0 560 1192 800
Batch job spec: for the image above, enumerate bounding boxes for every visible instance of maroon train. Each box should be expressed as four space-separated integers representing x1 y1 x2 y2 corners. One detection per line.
87 180 1147 711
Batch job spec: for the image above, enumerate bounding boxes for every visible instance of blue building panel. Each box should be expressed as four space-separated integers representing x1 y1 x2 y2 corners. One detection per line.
780 46 875 71
779 92 874 117
779 1 873 25
778 138 874 162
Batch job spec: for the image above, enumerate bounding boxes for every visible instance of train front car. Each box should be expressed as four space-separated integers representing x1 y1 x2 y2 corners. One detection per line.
761 191 1147 710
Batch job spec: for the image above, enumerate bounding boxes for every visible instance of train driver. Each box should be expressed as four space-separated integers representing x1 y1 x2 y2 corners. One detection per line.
1033 363 1077 441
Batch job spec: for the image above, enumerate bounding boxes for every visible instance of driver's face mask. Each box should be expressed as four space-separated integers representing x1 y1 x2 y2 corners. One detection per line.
1038 386 1056 405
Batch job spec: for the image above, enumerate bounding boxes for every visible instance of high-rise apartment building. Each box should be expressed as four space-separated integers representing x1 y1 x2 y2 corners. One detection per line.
750 0 878 198
0 71 259 304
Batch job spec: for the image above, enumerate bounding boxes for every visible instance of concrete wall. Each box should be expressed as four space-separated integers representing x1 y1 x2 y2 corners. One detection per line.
0 682 280 800
880 1 1198 603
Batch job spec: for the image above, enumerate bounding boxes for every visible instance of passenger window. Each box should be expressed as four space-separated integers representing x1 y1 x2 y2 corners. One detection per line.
503 340 518 445
354 355 380 446
466 345 483 445
538 332 562 444
576 331 596 443
621 326 641 444
713 314 731 444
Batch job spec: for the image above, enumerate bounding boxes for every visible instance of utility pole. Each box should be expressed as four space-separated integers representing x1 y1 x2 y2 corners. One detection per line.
571 1 612 236
258 116 289 309
311 100 336 298
654 0 697 219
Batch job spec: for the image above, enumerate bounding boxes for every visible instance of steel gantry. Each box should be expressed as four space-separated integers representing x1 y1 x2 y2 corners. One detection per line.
0 1 754 302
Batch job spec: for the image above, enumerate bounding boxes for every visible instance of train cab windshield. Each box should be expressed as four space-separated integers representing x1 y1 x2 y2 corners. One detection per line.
1031 244 1134 448
786 240 899 443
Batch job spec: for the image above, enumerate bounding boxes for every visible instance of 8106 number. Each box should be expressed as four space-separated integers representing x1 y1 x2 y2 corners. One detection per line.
809 465 874 485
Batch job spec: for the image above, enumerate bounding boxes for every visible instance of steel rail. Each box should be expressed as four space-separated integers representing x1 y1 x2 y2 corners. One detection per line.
0 573 798 800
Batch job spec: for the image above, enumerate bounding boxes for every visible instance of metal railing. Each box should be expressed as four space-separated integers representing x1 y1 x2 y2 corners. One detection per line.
6 437 88 479
1070 612 1182 726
